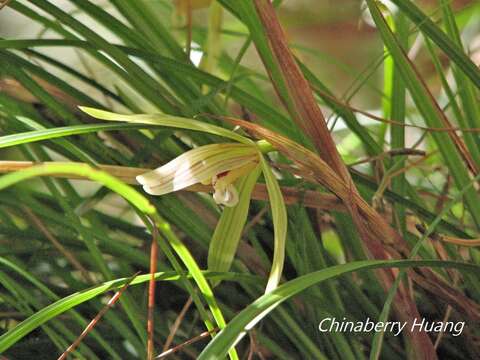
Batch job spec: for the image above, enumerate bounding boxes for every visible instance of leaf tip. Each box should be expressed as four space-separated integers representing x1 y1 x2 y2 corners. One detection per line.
78 106 118 121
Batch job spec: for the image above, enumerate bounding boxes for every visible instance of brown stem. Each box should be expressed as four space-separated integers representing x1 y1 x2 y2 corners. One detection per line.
58 272 139 360
155 328 218 359
148 225 160 360
0 161 344 211
23 206 93 283
162 297 193 352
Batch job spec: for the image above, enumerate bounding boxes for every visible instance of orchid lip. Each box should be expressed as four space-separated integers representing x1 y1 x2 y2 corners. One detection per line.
213 183 239 207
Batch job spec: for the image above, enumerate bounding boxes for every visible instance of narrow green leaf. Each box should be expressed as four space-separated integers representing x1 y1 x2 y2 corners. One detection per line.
0 163 155 215
365 0 480 228
260 154 287 293
440 0 480 156
208 165 261 284
369 170 480 359
152 214 240 360
389 0 480 88
79 107 254 145
0 123 151 149
198 259 480 360
385 12 408 234
0 269 249 353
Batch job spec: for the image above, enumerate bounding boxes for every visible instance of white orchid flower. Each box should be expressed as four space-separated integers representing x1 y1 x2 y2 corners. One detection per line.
80 107 287 293
136 143 259 207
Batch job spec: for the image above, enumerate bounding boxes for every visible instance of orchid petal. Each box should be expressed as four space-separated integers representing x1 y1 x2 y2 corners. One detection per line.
137 143 258 196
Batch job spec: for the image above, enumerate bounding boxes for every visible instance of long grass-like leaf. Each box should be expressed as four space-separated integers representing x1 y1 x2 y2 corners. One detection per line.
0 269 250 353
389 0 480 88
198 259 480 359
0 123 151 148
79 107 253 145
366 0 480 227
208 166 261 283
259 154 287 293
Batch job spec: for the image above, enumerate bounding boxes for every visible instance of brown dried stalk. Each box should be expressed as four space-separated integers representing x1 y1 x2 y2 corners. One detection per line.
0 77 79 109
185 0 192 58
438 236 480 247
58 272 140 360
348 148 426 167
252 0 349 181
163 297 193 353
155 328 218 359
0 161 344 211
148 225 160 360
0 0 11 11
23 206 93 283
314 86 480 133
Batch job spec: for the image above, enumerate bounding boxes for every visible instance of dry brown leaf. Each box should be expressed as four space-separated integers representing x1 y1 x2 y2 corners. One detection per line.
175 0 212 14
0 76 79 108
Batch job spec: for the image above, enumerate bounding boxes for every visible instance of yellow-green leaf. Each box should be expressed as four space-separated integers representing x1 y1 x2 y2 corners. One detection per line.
79 107 253 145
208 165 261 286
259 154 287 293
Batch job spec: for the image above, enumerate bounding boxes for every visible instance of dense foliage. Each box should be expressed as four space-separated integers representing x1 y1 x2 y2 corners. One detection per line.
0 1 479 359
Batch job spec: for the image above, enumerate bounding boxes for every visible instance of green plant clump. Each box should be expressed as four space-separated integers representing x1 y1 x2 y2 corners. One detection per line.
0 0 479 359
